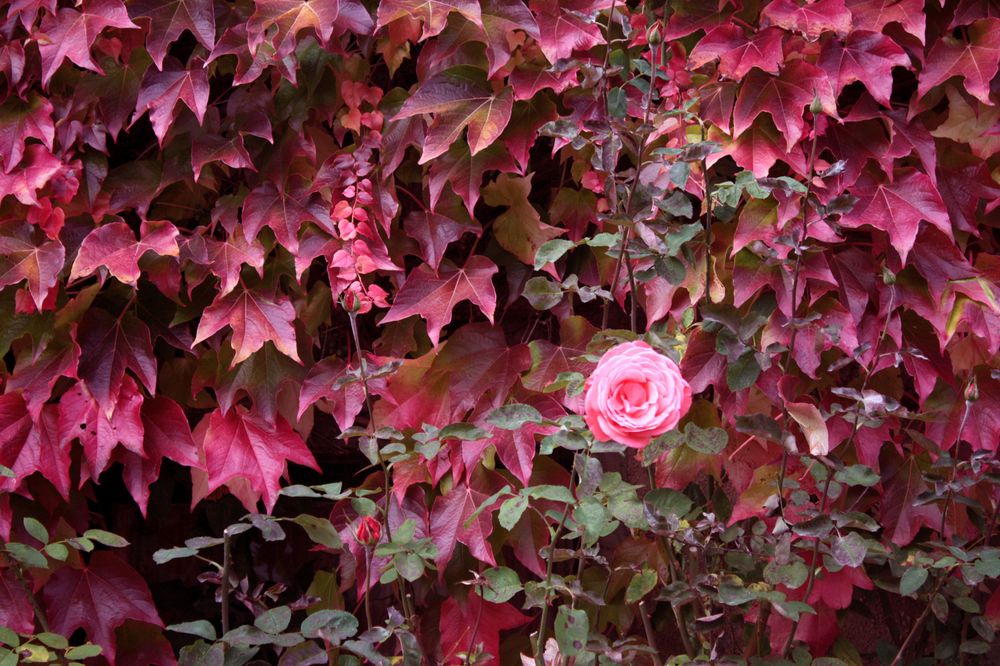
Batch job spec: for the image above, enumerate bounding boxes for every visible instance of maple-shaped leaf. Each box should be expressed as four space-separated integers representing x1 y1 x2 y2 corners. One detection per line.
297 356 367 430
76 50 152 140
478 0 540 77
0 93 55 173
75 309 157 417
818 31 909 106
395 66 514 163
182 227 266 296
247 0 343 59
192 287 301 364
950 0 1000 29
429 466 507 570
60 380 145 480
70 219 180 286
439 595 530 664
41 552 162 662
0 222 65 310
930 86 1000 160
117 396 200 515
480 394 560 486
428 141 518 215
880 456 941 545
917 18 1000 104
935 151 1000 235
432 323 531 415
380 256 498 346
839 169 951 264
36 0 139 87
191 132 254 180
133 60 210 144
403 211 480 272
128 0 216 69
531 0 606 64
0 570 34 635
482 173 564 266
192 406 319 512
732 60 838 151
761 0 853 39
688 25 784 81
522 315 596 410
709 117 807 177
241 180 333 253
845 0 924 43
376 0 482 40
0 396 71 498
211 342 306 424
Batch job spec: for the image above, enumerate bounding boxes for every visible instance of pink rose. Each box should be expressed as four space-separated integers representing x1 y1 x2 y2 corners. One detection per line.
584 341 692 449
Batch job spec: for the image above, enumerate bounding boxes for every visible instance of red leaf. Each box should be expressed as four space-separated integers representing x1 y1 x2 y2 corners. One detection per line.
478 0 540 77
0 92 55 173
41 552 163 662
0 145 64 207
182 227 266 296
70 219 180 286
128 0 216 69
395 67 514 163
689 25 784 81
191 133 254 181
134 61 210 144
376 0 482 40
818 31 910 106
439 595 530 665
918 18 1000 104
119 396 201 516
210 342 306 424
37 0 139 88
192 406 318 512
845 0 924 44
711 116 807 178
761 0 853 39
839 169 951 264
880 456 941 545
0 570 34 634
427 141 518 215
0 396 71 498
60 380 145 480
75 50 151 140
531 0 606 64
0 221 65 310
429 467 507 571
402 211 480 272
381 256 498 346
242 180 333 253
75 309 157 416
247 0 344 60
297 356 367 430
732 60 837 152
193 287 301 364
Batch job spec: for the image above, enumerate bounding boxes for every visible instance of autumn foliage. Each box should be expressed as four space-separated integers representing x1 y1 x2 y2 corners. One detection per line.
1 0 1000 663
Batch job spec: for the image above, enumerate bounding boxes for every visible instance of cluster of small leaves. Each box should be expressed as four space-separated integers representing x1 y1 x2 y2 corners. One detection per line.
1 0 1000 663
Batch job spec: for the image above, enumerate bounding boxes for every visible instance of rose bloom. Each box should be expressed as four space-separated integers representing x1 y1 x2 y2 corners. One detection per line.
584 340 692 448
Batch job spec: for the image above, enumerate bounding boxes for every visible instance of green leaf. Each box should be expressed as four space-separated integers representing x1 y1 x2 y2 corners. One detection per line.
64 644 103 660
463 485 511 529
644 488 693 520
792 515 833 538
726 352 760 391
525 485 576 504
35 632 68 649
834 465 880 487
653 256 686 284
82 529 129 548
498 495 528 530
5 543 47 569
764 560 809 589
0 627 19 647
254 606 292 634
554 606 588 657
167 620 218 641
607 87 627 119
625 568 658 603
573 497 614 545
534 239 576 269
153 547 198 564
523 276 563 310
487 404 544 430
301 610 358 642
439 423 491 441
291 515 343 550
44 543 69 561
831 532 867 568
683 424 728 454
718 579 757 606
23 518 48 544
478 567 522 604
899 567 929 596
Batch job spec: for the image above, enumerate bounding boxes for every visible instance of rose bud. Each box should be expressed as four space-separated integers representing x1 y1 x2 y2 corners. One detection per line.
355 515 381 546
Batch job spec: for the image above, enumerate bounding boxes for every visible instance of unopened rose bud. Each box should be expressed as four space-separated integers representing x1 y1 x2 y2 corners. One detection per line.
355 516 380 546
343 290 362 313
647 22 663 46
964 377 979 403
809 94 824 115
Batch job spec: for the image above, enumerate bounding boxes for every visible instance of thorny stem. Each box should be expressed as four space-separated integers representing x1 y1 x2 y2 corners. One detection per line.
221 527 232 636
939 391 974 538
12 565 69 666
638 601 664 666
362 547 373 630
889 576 947 666
774 122 821 518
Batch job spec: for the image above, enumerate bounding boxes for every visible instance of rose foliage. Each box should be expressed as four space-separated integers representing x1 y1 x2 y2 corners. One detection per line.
1 0 1000 663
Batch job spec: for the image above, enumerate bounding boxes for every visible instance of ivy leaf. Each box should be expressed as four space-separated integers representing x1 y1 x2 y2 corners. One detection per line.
478 0 540 77
429 467 507 570
880 456 942 546
732 60 838 152
60 380 145 479
75 309 157 417
128 0 216 69
376 0 482 40
761 0 853 39
786 401 829 457
36 0 139 88
241 180 333 254
532 0 605 64
41 552 163 662
402 211 480 273
71 220 180 287
380 256 498 346
182 227 266 297
246 0 345 60
134 61 210 144
846 0 925 44
395 67 514 163
483 173 564 267
0 93 55 173
438 596 529 664
818 31 910 107
689 25 784 81
918 19 1000 104
0 398 71 498
192 287 301 364
191 406 319 513
839 169 951 264
298 356 367 431
0 569 35 634
0 222 65 310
